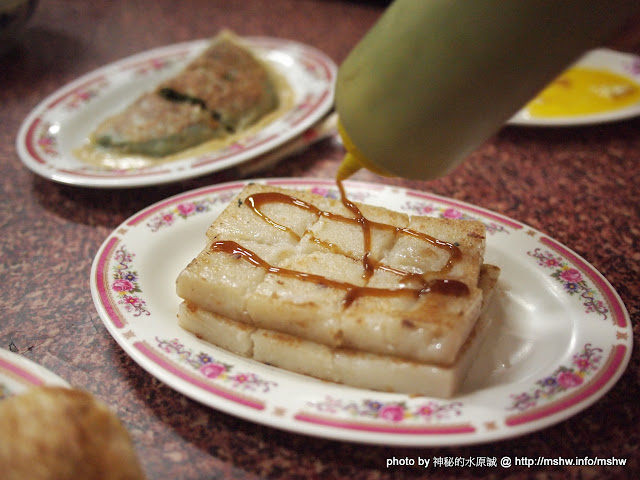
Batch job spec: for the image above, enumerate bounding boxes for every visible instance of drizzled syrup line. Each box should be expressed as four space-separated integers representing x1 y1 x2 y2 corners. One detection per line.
337 180 376 280
209 240 468 307
245 193 315 239
399 227 462 270
244 191 462 275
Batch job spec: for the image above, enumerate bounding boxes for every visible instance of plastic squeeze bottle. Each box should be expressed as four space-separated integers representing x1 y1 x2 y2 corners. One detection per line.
335 0 640 181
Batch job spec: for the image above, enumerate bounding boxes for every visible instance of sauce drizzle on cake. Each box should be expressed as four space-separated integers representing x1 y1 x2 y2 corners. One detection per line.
235 187 469 306
210 240 468 307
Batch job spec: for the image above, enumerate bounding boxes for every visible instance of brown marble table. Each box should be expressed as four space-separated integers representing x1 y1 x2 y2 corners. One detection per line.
1 1 639 478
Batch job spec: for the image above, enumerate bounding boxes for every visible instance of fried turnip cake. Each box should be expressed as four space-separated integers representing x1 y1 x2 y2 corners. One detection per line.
176 184 500 397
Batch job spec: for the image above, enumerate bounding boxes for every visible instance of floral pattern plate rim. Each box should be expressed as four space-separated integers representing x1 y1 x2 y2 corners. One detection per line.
509 48 640 126
16 38 335 188
0 349 70 401
89 178 632 446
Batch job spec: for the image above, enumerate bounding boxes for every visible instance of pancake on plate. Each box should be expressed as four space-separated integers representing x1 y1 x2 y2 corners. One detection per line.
90 30 279 157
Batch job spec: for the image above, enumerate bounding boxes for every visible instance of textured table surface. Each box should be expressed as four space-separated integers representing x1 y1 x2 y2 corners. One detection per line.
1 1 639 478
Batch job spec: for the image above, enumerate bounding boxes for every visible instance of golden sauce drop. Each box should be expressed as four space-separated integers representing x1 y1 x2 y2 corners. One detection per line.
525 67 640 118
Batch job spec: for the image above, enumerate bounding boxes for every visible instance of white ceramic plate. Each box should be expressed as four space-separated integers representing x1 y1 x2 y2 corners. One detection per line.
509 48 640 126
0 349 69 400
90 178 632 446
16 38 336 188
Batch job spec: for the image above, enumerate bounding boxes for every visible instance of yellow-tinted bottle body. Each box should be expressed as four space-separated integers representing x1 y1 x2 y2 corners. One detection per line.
336 0 639 180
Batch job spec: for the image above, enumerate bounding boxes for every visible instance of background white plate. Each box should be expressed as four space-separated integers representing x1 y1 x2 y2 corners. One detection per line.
0 349 69 400
16 38 336 188
90 179 632 446
509 48 640 126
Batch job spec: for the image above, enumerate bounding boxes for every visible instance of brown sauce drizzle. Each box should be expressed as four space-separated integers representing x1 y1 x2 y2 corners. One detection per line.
213 182 469 307
210 181 469 307
337 181 376 280
210 240 468 307
238 184 469 307
246 187 462 275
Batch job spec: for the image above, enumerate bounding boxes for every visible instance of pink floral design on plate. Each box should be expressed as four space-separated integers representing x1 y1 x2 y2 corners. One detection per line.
528 248 608 319
402 200 509 235
63 81 108 111
306 396 463 424
111 245 149 316
146 191 237 232
129 55 183 76
509 343 603 411
156 338 277 393
36 122 59 157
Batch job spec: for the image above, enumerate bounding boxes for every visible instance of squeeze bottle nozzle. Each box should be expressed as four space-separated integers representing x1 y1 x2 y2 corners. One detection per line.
336 120 391 181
